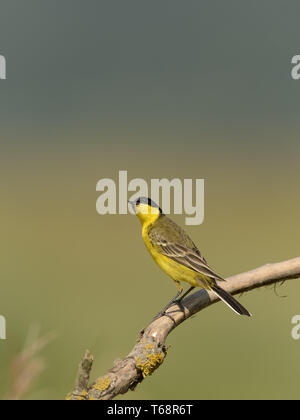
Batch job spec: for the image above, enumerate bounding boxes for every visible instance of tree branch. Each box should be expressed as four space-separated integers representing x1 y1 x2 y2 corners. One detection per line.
68 257 300 400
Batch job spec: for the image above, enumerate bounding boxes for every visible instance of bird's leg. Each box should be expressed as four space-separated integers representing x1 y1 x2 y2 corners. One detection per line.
151 284 197 324
177 286 195 302
151 283 197 324
151 287 183 323
165 286 195 321
161 289 183 315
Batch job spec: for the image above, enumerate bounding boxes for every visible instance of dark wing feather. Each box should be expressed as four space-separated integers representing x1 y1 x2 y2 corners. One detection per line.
148 218 223 281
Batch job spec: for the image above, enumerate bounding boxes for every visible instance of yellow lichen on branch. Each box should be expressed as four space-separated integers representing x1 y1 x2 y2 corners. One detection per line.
92 376 111 392
136 352 165 378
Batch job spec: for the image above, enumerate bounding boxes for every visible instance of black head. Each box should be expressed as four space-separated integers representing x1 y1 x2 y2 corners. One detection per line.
131 197 163 213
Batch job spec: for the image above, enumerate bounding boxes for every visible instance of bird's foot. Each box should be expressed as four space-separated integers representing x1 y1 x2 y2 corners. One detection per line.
150 299 186 325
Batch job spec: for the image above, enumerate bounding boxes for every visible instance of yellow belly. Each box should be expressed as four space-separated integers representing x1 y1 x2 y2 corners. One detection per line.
142 229 211 290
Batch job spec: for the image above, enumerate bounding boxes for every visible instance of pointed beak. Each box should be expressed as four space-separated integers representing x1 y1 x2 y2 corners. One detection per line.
128 200 137 214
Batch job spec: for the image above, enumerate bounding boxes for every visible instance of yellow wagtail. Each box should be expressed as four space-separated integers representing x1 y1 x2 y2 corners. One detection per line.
129 197 251 317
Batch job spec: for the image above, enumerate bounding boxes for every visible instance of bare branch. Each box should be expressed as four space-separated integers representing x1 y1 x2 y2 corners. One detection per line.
68 257 300 400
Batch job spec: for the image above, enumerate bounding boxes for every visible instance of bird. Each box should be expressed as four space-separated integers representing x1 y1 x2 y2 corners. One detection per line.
129 197 251 318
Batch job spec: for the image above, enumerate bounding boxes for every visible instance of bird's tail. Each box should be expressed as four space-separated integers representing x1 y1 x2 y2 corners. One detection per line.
211 283 252 317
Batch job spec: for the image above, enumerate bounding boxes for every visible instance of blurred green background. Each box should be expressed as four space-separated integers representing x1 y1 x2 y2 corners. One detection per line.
0 1 300 400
